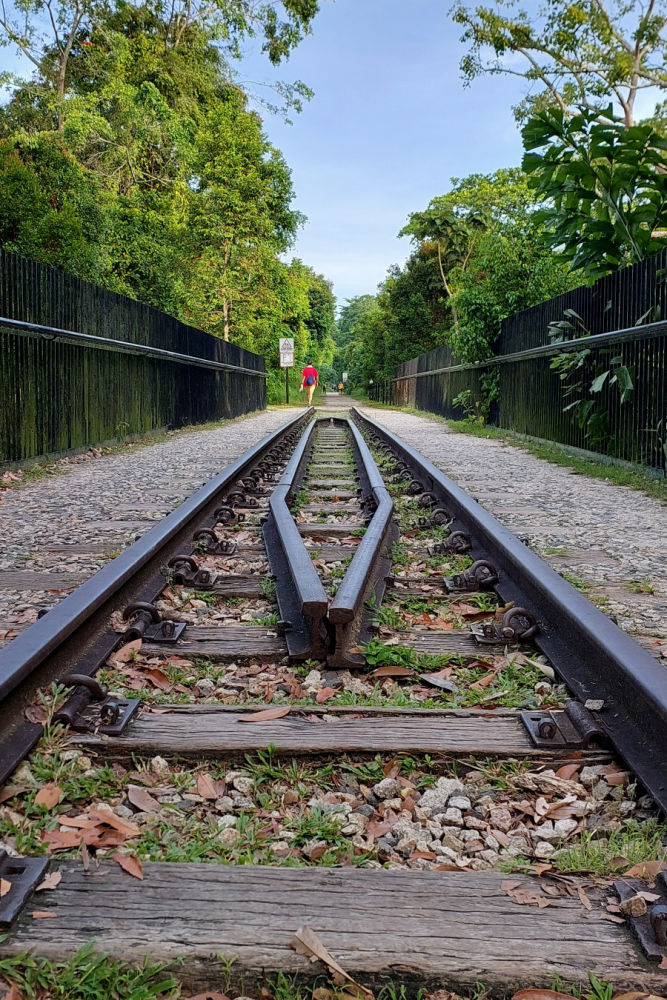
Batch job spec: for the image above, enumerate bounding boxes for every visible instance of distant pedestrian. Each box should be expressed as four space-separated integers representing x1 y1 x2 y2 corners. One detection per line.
300 362 319 405
338 381 344 393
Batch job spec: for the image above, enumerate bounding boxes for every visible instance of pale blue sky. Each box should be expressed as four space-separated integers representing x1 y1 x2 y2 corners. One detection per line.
238 0 531 306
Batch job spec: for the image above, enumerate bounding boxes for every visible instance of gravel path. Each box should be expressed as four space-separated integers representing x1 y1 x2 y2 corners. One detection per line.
358 405 667 654
0 408 298 625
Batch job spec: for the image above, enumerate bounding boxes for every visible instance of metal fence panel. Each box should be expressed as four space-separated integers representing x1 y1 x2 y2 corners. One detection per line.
0 250 266 463
371 252 667 470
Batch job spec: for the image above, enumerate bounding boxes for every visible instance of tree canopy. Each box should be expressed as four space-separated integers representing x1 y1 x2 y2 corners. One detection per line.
0 0 331 400
450 0 667 126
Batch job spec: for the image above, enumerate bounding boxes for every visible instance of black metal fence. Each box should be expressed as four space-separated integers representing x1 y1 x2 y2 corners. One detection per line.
371 251 667 470
0 250 266 464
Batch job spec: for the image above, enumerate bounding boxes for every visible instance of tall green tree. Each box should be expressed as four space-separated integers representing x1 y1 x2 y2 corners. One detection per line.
450 0 667 126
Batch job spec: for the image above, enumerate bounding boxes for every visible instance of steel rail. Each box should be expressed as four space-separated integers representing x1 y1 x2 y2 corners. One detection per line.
0 408 311 781
262 418 329 659
387 318 667 381
352 407 667 813
0 316 269 378
327 420 398 668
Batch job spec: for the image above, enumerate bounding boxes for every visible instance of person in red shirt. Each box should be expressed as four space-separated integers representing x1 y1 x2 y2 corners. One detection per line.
300 362 318 404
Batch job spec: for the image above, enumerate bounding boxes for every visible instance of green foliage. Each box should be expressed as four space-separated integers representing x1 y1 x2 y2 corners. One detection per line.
0 0 327 377
522 105 667 277
450 0 667 127
0 944 179 999
0 134 108 279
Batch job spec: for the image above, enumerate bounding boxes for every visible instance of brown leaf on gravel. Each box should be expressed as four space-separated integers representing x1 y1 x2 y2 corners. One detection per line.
36 872 62 892
370 665 415 678
127 785 162 813
622 860 667 881
31 911 57 919
290 925 374 1000
511 991 575 1000
239 706 291 722
88 808 140 838
0 878 11 898
34 783 62 809
41 830 84 852
197 774 225 800
316 687 337 704
146 668 172 690
0 785 26 804
111 638 142 663
113 852 143 880
554 764 580 781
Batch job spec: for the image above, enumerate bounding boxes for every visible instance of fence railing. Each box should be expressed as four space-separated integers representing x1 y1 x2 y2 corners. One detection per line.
370 252 667 470
0 250 266 464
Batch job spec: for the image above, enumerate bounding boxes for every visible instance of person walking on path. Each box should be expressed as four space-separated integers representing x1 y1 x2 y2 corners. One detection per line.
300 362 319 405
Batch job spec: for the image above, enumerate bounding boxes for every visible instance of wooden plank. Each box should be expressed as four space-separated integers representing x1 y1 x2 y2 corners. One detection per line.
209 575 264 597
300 503 360 514
73 706 575 759
298 523 365 537
143 625 286 660
4 863 661 994
400 628 507 654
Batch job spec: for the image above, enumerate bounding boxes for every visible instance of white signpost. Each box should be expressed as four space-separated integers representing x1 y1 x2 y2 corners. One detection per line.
279 338 295 402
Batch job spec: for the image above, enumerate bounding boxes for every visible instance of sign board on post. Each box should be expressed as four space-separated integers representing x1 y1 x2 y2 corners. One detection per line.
342 372 348 383
278 338 295 404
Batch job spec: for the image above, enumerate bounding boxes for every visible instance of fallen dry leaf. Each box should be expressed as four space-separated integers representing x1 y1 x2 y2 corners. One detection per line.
127 784 162 813
185 994 230 1000
31 911 57 919
36 871 62 892
512 992 576 1000
622 860 667 881
111 638 143 663
0 785 26 804
370 665 415 678
34 783 62 809
613 994 666 1000
0 878 11 898
554 764 580 781
196 774 225 800
88 808 140 838
112 851 143 880
0 982 23 1000
577 886 592 910
316 687 337 704
239 706 291 722
290 925 373 1000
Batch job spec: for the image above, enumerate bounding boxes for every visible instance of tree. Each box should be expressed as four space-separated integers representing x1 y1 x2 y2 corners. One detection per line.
522 104 667 276
399 202 487 334
450 0 667 126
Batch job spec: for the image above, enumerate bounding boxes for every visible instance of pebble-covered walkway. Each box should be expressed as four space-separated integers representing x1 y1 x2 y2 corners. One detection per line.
0 408 297 626
357 405 667 657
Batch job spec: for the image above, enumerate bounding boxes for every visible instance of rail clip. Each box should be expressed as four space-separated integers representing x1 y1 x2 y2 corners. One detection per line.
0 850 49 926
521 701 605 749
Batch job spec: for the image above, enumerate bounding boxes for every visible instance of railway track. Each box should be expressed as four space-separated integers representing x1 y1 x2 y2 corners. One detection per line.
0 402 665 997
